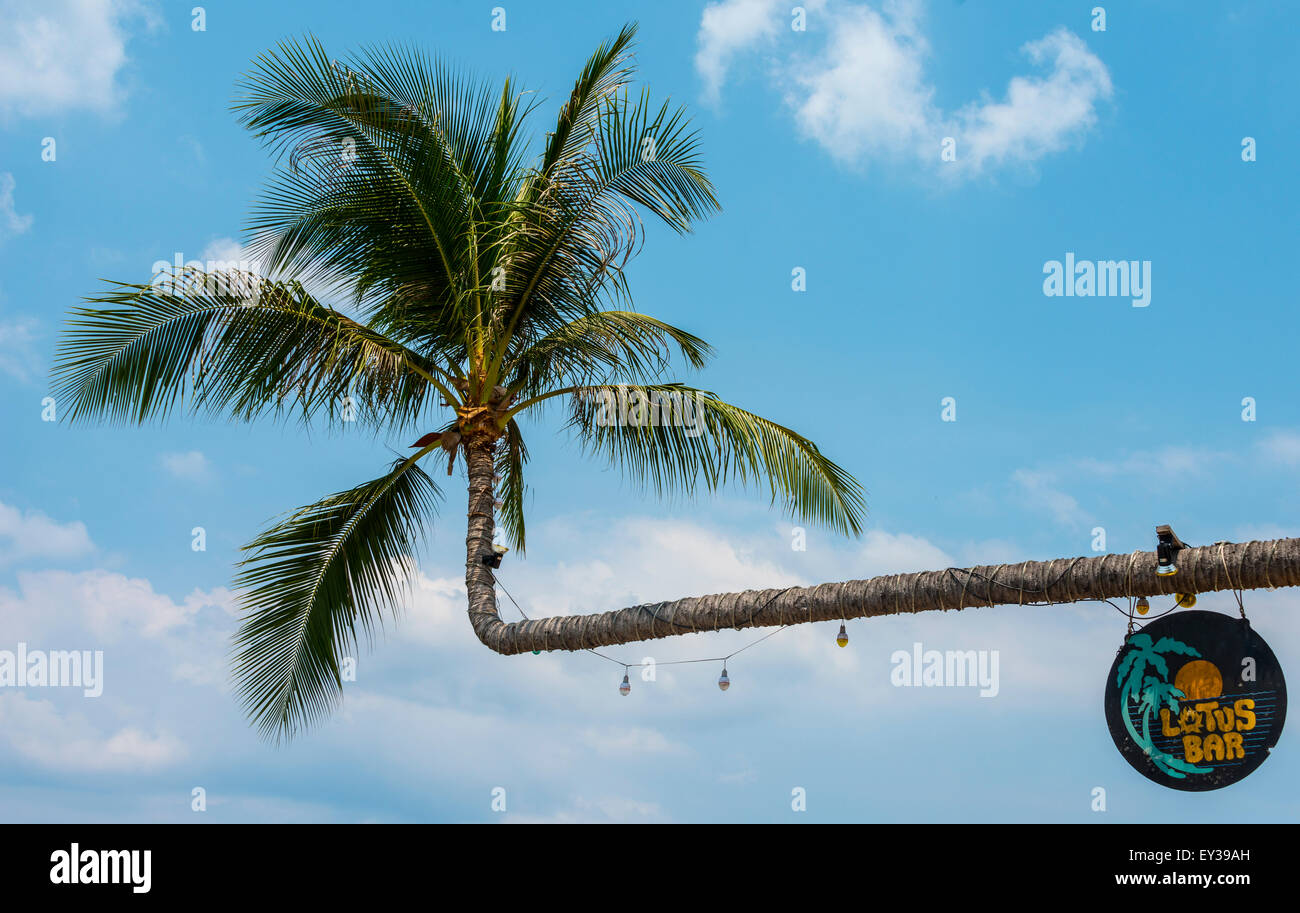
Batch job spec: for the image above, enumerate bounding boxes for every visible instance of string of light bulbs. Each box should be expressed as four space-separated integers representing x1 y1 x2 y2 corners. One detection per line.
487 538 1247 693
944 561 1225 635
489 570 817 693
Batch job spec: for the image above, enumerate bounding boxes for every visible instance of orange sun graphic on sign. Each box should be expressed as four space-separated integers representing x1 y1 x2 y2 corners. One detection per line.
1174 660 1223 701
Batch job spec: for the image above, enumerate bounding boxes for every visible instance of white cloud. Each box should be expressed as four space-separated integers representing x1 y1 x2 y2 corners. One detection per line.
178 133 205 163
199 236 269 284
698 0 1112 180
0 0 158 119
695 0 786 103
786 0 936 164
857 529 952 574
0 568 232 641
1009 444 1230 528
948 28 1112 176
1011 468 1086 527
413 514 808 632
0 693 186 772
577 725 688 757
1259 431 1300 467
201 236 254 267
0 173 32 239
16 506 1298 822
160 449 212 482
0 501 94 564
717 766 758 784
1074 446 1224 478
0 313 40 382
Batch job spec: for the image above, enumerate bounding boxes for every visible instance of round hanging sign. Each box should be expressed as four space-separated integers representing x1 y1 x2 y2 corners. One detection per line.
1104 609 1286 791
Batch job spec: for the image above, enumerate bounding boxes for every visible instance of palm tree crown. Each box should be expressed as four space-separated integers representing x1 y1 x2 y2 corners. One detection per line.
52 24 866 740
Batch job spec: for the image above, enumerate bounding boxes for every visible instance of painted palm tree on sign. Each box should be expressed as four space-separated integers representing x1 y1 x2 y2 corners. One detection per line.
52 26 867 740
1116 633 1207 778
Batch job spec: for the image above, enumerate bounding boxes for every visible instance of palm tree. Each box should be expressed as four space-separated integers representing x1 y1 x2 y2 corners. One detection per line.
51 26 867 740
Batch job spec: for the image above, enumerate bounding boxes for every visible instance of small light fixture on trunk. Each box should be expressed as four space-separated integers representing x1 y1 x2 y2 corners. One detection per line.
1155 524 1188 577
481 543 509 569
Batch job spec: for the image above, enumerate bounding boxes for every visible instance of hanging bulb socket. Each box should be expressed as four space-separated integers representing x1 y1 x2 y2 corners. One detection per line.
1156 544 1178 577
836 623 849 648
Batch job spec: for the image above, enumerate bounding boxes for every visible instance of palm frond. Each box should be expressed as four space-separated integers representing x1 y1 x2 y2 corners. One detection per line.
232 453 442 740
494 419 529 554
563 383 866 537
487 84 720 382
52 271 439 430
591 88 719 232
234 35 495 335
539 23 638 178
507 310 712 398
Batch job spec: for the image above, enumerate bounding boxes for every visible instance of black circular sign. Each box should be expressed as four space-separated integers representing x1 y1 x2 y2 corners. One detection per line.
1104 610 1286 791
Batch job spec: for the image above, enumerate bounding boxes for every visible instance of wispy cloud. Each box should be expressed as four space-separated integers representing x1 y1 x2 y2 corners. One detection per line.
0 0 159 120
1073 446 1227 478
0 173 32 239
1011 468 1088 527
0 693 186 773
857 529 953 574
0 313 39 382
696 0 800 103
1010 445 1234 528
695 0 1112 181
0 501 93 564
160 450 213 482
178 133 205 163
3 506 1269 822
1259 431 1300 467
0 568 231 641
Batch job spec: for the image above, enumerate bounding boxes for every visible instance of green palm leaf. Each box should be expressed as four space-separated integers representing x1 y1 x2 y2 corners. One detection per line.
494 418 529 554
508 310 712 398
486 59 719 384
560 383 866 537
232 451 441 740
538 23 638 178
52 272 443 429
234 34 522 340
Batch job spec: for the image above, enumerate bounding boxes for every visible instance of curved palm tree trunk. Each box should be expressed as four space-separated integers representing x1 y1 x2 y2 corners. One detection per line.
464 440 502 647
467 536 1300 656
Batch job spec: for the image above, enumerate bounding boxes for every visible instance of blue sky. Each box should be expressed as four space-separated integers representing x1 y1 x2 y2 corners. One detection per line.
1 0 1298 822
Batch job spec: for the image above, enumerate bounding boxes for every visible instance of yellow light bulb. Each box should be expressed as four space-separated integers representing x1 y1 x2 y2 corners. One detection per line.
1176 593 1197 608
1135 596 1150 616
836 623 849 648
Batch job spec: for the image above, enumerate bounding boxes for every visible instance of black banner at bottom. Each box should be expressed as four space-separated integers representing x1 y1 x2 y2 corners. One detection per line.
0 824 1281 897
